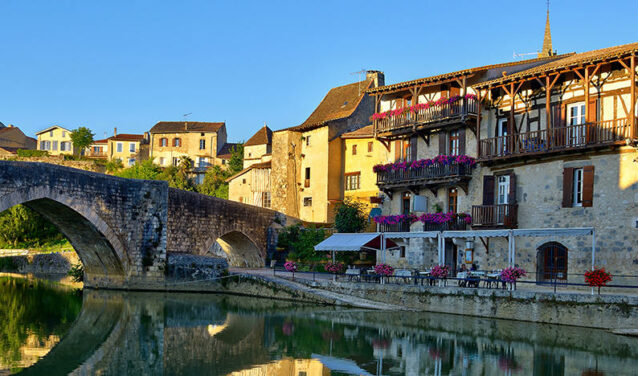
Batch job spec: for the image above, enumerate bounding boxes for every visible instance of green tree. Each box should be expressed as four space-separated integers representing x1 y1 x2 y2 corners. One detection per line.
228 144 244 174
114 160 162 180
198 165 231 198
0 205 62 248
277 224 326 263
105 158 124 173
158 166 196 191
334 199 368 233
70 127 94 156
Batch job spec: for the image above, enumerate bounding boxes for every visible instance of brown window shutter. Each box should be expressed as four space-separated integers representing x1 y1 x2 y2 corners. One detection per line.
450 86 460 98
410 135 418 161
562 167 574 207
458 128 466 155
394 140 401 161
508 172 517 204
482 175 495 205
582 165 595 207
438 132 447 155
587 98 598 122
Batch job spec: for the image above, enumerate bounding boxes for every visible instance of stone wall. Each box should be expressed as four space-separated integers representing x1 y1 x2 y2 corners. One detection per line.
0 155 105 172
0 251 79 274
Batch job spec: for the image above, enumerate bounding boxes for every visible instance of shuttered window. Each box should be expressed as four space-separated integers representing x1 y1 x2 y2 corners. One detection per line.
562 166 594 207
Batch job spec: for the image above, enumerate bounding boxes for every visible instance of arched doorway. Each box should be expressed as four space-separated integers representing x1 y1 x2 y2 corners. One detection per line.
210 231 263 268
536 242 568 282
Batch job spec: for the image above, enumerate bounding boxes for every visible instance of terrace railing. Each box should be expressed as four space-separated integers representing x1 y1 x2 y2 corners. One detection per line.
375 97 478 135
376 162 473 188
378 217 468 232
479 117 633 160
471 204 518 228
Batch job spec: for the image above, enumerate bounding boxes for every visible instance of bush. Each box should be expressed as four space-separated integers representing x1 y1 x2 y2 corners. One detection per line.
334 199 367 233
276 224 326 263
16 149 48 158
68 263 84 282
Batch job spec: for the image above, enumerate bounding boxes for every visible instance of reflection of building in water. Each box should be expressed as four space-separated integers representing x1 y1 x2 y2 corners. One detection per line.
228 358 329 376
0 333 61 372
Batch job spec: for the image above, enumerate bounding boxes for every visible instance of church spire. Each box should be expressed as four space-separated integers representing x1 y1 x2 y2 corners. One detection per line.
539 2 554 57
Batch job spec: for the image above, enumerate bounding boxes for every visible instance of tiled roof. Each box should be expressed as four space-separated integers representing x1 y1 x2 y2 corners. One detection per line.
217 142 240 159
35 125 72 135
244 125 273 146
341 124 374 139
109 134 145 142
149 121 224 134
278 79 374 133
225 160 271 183
475 41 638 88
367 54 570 94
92 138 109 144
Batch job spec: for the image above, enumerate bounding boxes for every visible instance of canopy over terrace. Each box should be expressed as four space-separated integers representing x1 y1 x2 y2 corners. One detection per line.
441 227 596 269
314 233 399 262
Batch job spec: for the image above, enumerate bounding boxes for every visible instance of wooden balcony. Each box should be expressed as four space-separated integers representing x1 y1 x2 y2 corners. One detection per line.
478 117 635 162
471 204 518 229
374 97 478 138
376 162 473 192
378 217 468 232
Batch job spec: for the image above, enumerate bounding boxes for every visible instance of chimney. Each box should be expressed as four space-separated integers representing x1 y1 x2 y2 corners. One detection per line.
144 132 150 142
184 122 188 131
366 70 385 88
114 127 117 137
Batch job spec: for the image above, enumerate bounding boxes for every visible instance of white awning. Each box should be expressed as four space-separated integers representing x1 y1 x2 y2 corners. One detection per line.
512 227 594 237
311 354 373 376
314 233 397 252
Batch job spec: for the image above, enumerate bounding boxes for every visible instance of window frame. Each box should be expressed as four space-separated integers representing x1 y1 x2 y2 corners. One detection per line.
573 168 584 206
199 139 206 150
303 197 312 207
344 172 361 191
367 141 373 153
116 142 123 153
449 130 460 156
129 143 136 153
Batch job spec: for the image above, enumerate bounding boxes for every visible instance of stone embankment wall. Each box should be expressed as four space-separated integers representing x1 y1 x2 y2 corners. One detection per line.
301 279 638 329
0 155 106 173
0 251 79 274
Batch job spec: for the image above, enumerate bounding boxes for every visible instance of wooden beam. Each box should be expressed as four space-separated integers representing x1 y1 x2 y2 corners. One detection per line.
477 89 482 158
632 53 636 139
585 66 590 122
545 75 552 142
509 82 515 152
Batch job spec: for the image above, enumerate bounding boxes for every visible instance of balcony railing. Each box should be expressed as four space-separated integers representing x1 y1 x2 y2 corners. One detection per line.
479 117 634 161
376 162 473 188
471 204 518 228
374 97 478 136
378 217 469 232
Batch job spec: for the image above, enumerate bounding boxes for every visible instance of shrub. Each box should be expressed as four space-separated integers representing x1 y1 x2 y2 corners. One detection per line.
284 261 297 272
16 149 48 158
67 263 84 282
334 199 367 233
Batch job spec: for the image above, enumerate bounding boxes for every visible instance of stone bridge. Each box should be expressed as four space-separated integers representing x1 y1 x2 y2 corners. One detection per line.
0 161 289 289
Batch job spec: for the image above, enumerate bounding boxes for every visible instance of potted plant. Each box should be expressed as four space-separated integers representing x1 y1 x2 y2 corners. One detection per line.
500 267 527 290
431 264 450 286
284 261 297 280
584 267 612 295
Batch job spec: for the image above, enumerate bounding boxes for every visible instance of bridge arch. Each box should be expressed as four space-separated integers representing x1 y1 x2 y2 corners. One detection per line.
0 190 128 285
207 230 264 268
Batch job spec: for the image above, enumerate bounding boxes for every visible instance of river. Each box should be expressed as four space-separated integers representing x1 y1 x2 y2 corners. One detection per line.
1 276 637 375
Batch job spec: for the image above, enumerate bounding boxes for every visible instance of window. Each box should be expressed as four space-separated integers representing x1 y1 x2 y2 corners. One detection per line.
62 131 66 137
562 166 594 208
195 174 205 185
160 138 168 147
173 138 182 147
159 157 165 166
60 141 70 151
128 158 136 166
129 143 136 152
262 192 271 208
197 157 209 168
242 178 246 184
449 130 460 156
496 118 508 155
199 139 206 150
116 142 123 153
305 135 310 146
221 160 226 165
497 175 510 205
368 141 373 153
52 141 58 151
303 197 312 206
448 187 458 213
573 168 584 206
352 144 357 155
345 172 360 191
172 157 179 166
567 102 586 146
402 192 411 216
400 246 406 258
49 130 53 137
304 167 311 187
40 141 46 150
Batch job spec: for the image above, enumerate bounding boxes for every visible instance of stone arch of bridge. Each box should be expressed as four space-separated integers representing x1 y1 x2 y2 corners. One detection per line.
0 190 128 282
205 230 264 268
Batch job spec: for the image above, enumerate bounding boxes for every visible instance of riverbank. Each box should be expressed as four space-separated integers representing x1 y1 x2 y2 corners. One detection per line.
227 269 638 330
0 250 79 275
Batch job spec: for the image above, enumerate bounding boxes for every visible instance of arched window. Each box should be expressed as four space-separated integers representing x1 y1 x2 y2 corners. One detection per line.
537 242 568 281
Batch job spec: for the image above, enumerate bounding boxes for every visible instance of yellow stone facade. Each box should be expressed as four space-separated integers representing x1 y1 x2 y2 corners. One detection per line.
36 126 73 155
107 136 147 166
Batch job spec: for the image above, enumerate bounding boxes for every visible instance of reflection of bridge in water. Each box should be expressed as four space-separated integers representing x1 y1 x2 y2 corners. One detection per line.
17 290 638 376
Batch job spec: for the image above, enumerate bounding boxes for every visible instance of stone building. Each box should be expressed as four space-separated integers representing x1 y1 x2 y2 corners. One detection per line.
107 131 149 166
368 37 638 281
36 125 74 155
227 125 273 207
0 123 36 155
149 121 238 184
270 71 384 223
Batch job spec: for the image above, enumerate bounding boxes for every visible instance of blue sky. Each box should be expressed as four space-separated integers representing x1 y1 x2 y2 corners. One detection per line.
1 0 636 142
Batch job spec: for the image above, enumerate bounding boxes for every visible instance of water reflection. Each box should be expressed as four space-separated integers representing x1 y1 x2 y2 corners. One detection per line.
3 277 638 375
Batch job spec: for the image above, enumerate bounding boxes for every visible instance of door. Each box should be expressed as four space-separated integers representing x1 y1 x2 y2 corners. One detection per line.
496 118 508 156
566 102 586 146
402 192 411 215
538 242 568 281
444 240 457 276
496 175 510 224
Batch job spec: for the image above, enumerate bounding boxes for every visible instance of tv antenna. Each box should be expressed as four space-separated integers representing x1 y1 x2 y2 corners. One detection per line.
513 50 538 60
183 112 192 120
350 69 367 95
